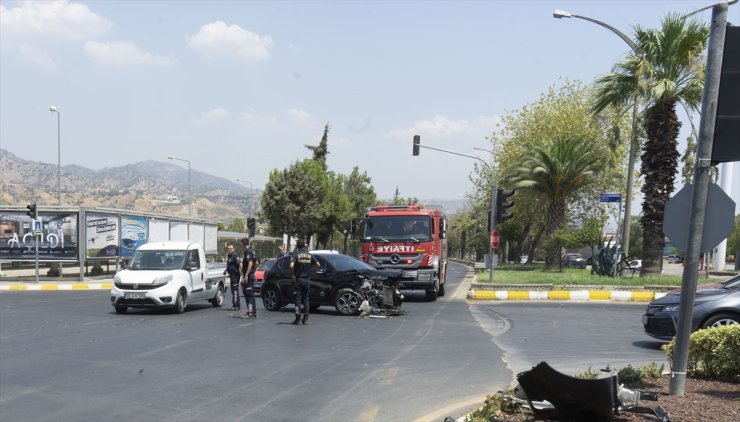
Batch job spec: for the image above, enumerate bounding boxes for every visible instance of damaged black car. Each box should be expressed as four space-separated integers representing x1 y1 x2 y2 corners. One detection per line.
643 274 740 340
260 251 403 316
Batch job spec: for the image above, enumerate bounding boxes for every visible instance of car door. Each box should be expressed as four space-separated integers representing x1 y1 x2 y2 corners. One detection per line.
309 256 335 305
270 256 294 302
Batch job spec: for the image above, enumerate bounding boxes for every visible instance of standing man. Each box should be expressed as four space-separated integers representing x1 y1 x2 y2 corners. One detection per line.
241 238 257 318
290 239 319 325
225 244 241 311
277 244 285 258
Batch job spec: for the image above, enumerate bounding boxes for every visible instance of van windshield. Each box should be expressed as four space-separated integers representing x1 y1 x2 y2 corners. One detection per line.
129 250 187 271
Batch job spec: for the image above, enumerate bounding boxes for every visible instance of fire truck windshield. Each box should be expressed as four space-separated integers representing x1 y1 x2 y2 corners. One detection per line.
364 216 431 241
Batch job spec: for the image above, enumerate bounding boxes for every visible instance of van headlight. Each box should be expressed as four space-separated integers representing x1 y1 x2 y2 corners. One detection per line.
152 274 173 287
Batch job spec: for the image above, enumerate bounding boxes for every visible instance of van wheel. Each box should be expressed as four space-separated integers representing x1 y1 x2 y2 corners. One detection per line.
173 289 187 314
115 306 128 314
210 285 225 307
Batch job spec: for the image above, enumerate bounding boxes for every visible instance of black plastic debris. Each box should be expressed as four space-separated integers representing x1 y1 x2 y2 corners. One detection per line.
517 362 618 421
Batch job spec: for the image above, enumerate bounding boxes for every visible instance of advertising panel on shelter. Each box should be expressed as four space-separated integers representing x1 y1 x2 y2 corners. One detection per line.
0 211 79 260
204 225 218 254
170 221 188 241
120 216 147 257
189 223 204 247
148 219 169 242
85 214 119 259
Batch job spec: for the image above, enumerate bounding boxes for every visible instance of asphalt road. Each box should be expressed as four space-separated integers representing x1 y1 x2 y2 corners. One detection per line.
0 262 669 422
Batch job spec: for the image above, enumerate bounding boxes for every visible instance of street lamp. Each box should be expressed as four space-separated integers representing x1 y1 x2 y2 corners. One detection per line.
235 179 254 215
167 156 191 218
414 136 498 283
554 9 644 264
49 106 61 205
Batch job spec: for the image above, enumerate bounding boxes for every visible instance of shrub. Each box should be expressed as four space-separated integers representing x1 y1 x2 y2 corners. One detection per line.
663 324 740 379
617 362 664 382
465 391 524 421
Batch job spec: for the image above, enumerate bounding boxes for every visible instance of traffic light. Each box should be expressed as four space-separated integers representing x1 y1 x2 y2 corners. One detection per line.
412 135 420 156
26 202 37 219
496 189 515 224
247 217 256 238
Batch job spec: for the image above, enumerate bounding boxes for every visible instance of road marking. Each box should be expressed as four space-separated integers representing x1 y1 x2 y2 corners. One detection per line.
133 339 194 358
356 404 379 422
379 367 398 385
412 394 488 422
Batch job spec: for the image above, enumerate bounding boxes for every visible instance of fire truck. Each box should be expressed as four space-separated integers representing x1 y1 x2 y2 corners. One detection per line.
355 204 447 301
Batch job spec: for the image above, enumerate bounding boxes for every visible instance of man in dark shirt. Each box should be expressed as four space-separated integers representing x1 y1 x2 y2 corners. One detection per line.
240 238 257 318
290 239 319 325
224 244 241 311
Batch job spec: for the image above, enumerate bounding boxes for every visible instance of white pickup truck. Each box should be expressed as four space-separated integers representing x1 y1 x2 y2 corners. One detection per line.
110 241 226 314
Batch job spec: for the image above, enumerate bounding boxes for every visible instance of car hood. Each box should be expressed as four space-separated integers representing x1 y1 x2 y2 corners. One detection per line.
117 269 181 282
653 287 732 306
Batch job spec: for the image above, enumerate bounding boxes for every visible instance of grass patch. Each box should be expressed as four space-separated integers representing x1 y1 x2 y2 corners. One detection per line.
475 265 682 286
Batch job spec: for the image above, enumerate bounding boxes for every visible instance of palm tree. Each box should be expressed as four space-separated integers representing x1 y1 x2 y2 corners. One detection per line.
507 138 602 269
592 14 708 276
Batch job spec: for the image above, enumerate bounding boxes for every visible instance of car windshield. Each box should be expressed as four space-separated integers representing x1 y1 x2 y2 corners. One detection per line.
319 253 375 272
363 216 432 241
258 259 275 270
129 250 186 271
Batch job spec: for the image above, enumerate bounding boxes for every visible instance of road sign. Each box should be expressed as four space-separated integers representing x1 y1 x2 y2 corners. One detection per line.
663 183 736 252
490 230 500 249
33 219 43 236
599 193 621 203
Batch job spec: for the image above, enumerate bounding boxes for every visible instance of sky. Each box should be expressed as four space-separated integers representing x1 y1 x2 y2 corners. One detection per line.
1 0 738 213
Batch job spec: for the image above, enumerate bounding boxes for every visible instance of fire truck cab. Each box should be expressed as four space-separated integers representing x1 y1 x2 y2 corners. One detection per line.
357 204 447 301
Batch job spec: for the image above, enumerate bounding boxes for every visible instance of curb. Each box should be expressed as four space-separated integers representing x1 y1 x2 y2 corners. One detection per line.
0 283 112 291
467 289 667 302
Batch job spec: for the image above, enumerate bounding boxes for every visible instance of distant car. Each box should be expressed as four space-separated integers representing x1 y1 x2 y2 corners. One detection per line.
261 251 401 316
253 258 276 294
629 259 642 273
666 255 683 264
520 255 529 264
643 274 740 340
564 253 586 269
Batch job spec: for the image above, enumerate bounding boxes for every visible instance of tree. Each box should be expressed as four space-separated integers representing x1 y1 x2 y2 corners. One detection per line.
475 81 627 266
507 138 603 269
259 160 325 242
592 14 708 276
305 123 330 170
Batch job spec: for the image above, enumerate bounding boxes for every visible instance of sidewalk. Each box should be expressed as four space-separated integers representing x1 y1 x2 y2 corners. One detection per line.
0 279 113 291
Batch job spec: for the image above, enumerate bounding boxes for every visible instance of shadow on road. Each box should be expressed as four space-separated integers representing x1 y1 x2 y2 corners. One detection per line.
632 340 667 351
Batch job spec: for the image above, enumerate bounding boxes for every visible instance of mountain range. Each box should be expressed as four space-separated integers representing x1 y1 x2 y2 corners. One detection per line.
0 148 468 223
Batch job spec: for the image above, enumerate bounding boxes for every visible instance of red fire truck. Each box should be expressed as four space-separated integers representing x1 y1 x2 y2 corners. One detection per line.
355 204 447 301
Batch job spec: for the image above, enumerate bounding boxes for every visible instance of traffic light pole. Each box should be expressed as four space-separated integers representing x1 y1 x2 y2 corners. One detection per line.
412 140 498 283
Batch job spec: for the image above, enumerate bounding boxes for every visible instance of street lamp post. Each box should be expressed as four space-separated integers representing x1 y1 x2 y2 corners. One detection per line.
235 178 254 215
414 137 498 283
167 156 191 218
553 9 644 264
49 106 61 205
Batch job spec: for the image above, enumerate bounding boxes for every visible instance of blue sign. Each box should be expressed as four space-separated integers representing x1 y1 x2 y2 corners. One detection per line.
600 193 621 203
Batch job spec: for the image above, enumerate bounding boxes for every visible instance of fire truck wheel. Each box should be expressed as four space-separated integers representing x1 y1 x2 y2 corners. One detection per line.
438 282 445 297
425 288 438 302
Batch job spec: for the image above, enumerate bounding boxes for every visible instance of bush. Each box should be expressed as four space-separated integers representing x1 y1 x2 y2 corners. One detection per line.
465 391 523 421
617 362 664 383
663 325 740 379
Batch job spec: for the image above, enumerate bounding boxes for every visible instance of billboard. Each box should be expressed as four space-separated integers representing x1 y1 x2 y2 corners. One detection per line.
170 221 188 241
149 218 169 242
0 211 79 261
86 214 119 259
120 216 147 257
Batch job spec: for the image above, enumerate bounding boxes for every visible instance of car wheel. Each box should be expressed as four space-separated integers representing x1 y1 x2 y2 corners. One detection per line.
115 305 128 314
261 285 282 311
335 288 360 316
210 284 225 307
701 313 740 329
173 289 187 314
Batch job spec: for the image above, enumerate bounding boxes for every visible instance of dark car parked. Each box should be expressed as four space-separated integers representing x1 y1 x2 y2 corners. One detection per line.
564 253 587 269
260 251 402 316
643 274 740 340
